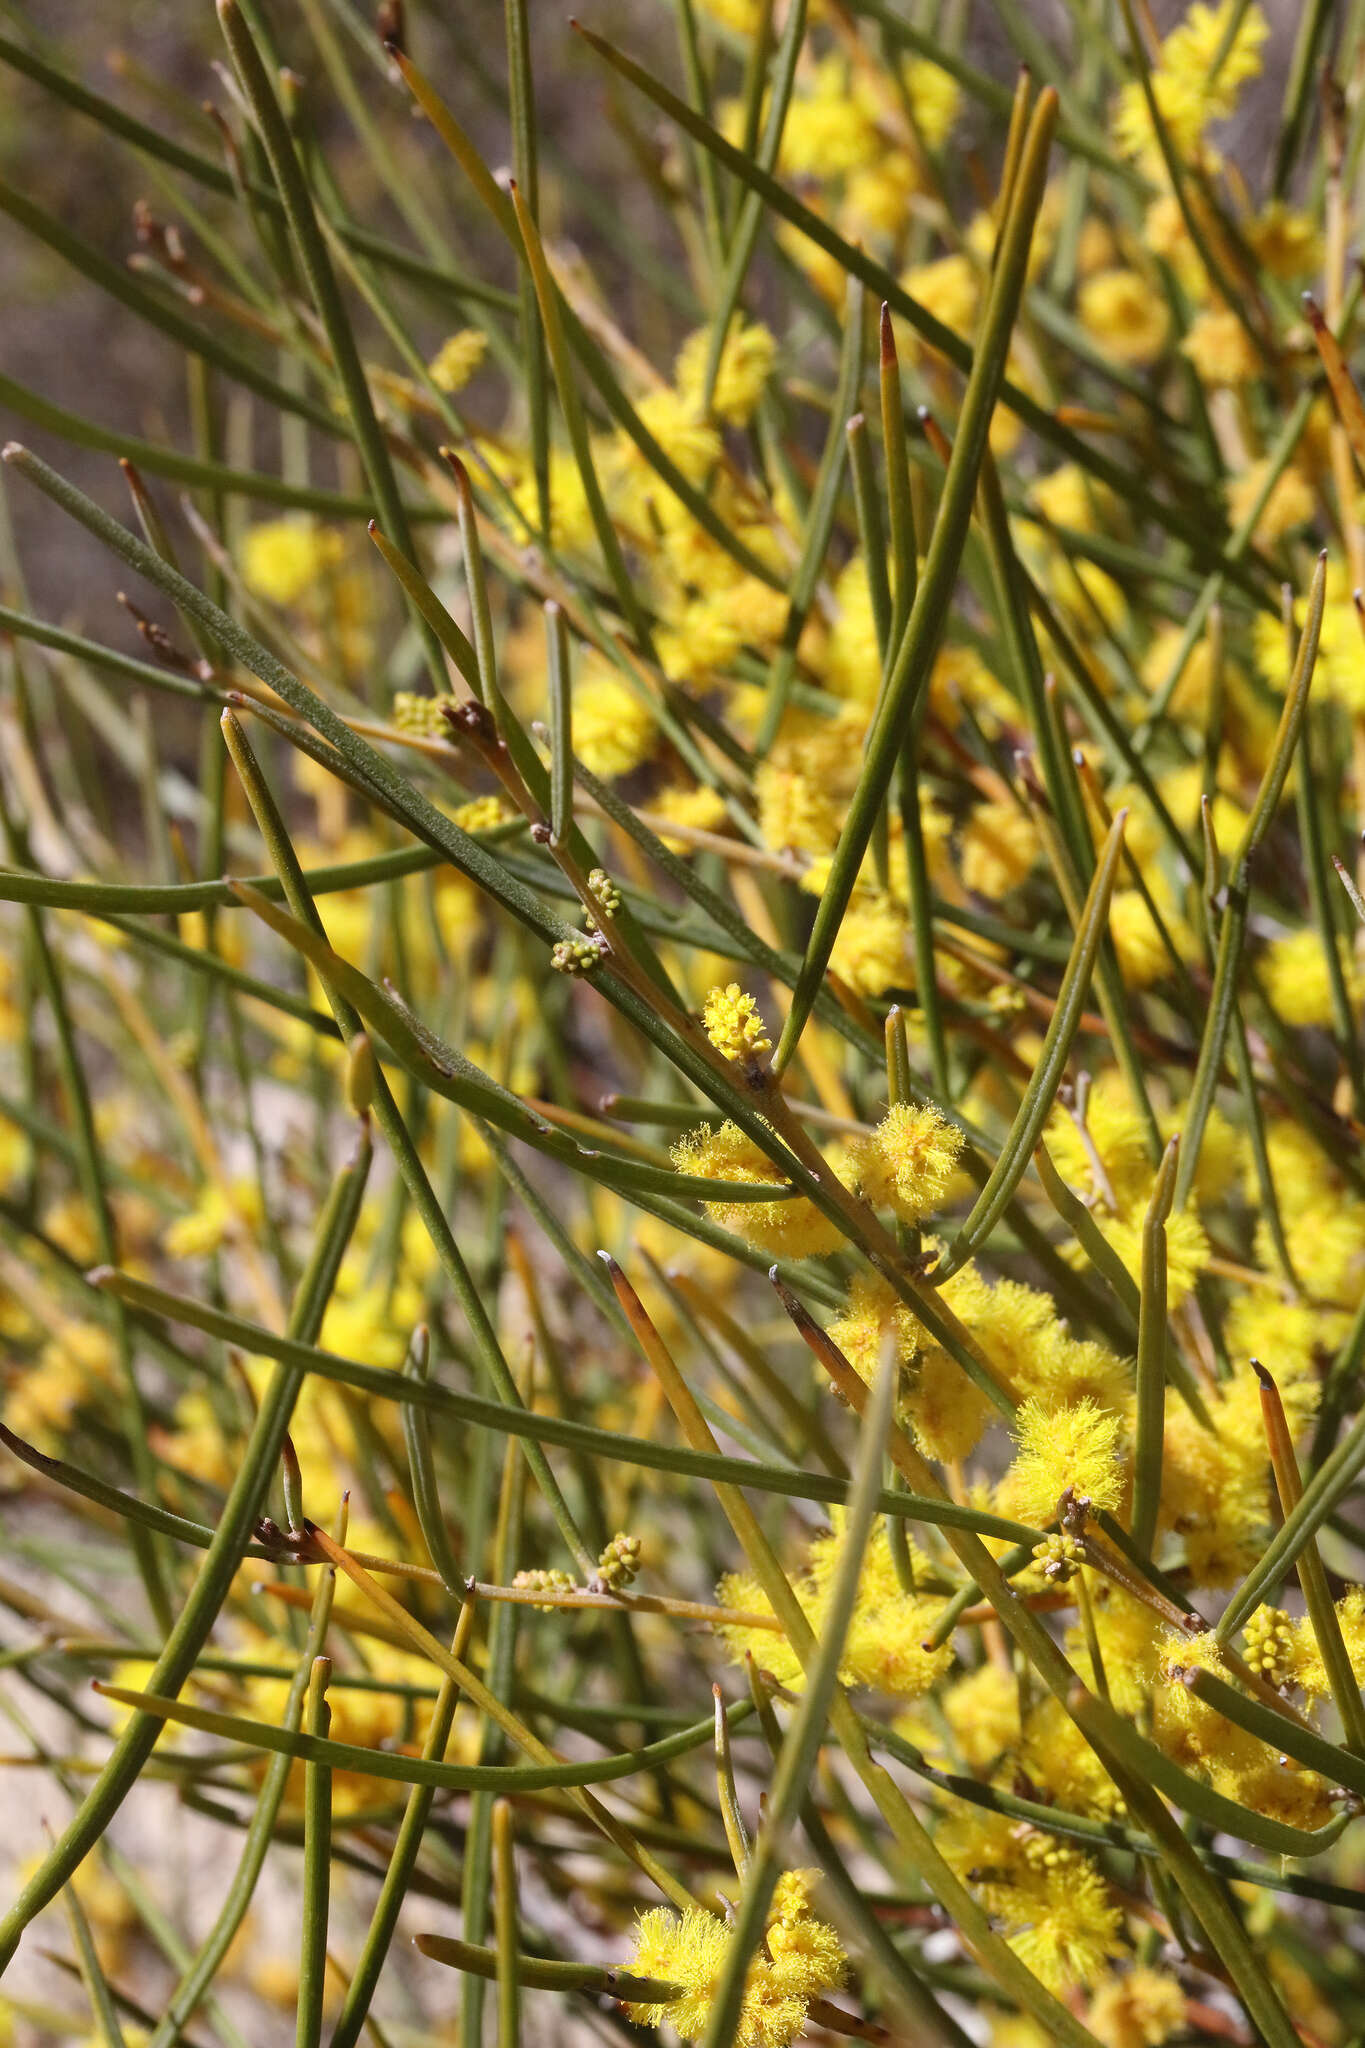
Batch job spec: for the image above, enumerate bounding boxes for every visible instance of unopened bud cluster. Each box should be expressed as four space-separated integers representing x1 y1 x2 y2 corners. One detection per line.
596 1531 642 1590
513 1567 576 1612
587 867 622 920
1032 1531 1086 1583
551 932 607 975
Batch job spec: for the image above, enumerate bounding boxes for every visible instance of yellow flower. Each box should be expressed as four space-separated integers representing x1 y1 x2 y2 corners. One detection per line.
240 519 344 606
828 1273 919 1382
392 690 457 737
960 798 1038 897
1224 1292 1344 1388
1247 201 1321 279
827 1274 994 1460
427 327 487 393
1259 1116 1344 1218
1158 1368 1289 1583
651 780 730 851
624 1873 844 2046
930 644 1019 733
1143 194 1205 298
572 661 658 777
842 152 917 242
1067 1586 1163 1716
1109 888 1175 988
703 983 771 1062
1021 1693 1127 1820
1088 1965 1187 2048
163 1177 263 1261
829 891 912 997
1075 216 1119 277
675 318 776 426
807 1518 955 1697
1099 1207 1209 1308
656 589 748 683
453 793 509 833
526 446 597 551
939 1812 1123 1991
717 1519 953 1700
780 55 879 180
1181 306 1261 385
755 708 866 854
1261 1197 1365 1303
776 211 849 309
1035 1327 1130 1413
695 0 762 28
1044 1070 1154 1217
608 389 721 532
1152 1627 1336 1830
1029 462 1115 534
940 1262 1059 1399
1260 927 1362 1029
822 556 885 707
931 1662 1021 1769
755 760 842 855
903 1344 999 1462
902 57 961 150
1004 1395 1124 1525
670 1121 844 1258
1113 1 1268 162
319 1278 413 1372
849 1101 964 1223
1077 269 1170 366
1226 459 1314 546
900 252 979 346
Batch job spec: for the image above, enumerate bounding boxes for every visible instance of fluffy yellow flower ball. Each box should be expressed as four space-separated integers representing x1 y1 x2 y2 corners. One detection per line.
1077 269 1170 366
240 519 344 606
849 1101 964 1223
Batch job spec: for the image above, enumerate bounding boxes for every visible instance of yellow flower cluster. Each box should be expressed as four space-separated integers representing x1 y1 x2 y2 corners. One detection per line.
625 1870 845 2047
939 1811 1124 1991
848 1101 964 1222
703 983 772 1063
241 518 344 607
717 1518 954 1700
1113 1 1269 163
670 1120 843 1258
